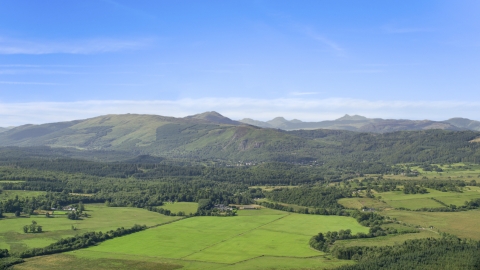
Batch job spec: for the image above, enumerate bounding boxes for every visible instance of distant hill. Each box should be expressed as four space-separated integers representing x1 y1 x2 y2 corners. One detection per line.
185 111 241 125
0 127 13 133
239 114 478 133
1 112 479 164
0 113 314 162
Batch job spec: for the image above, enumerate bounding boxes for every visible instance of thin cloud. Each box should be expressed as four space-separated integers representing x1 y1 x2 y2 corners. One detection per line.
1 98 480 126
300 27 344 56
290 92 320 96
0 36 154 55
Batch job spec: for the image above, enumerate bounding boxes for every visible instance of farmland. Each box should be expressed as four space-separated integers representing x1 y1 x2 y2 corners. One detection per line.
384 209 480 240
160 202 198 215
13 208 369 269
0 204 180 253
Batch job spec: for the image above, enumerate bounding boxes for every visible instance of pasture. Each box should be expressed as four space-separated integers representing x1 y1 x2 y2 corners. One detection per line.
382 163 480 182
160 202 198 215
0 204 180 253
339 188 480 210
16 208 369 269
334 230 439 248
385 209 480 240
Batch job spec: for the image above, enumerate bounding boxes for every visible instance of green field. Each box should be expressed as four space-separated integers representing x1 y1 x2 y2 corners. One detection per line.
382 163 480 182
338 197 391 210
385 209 480 240
0 190 47 201
374 188 480 209
334 229 439 248
15 208 368 269
0 204 181 253
160 202 198 215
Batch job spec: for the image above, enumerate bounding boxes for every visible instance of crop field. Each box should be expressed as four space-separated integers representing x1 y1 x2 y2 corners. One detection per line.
385 209 480 240
16 208 369 269
160 202 198 215
0 204 180 253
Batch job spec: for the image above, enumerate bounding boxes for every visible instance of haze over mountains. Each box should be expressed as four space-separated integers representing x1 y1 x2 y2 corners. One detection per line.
0 111 479 163
240 114 480 133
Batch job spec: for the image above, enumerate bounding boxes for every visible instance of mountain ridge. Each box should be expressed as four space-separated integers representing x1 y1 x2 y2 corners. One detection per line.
239 115 480 132
1 112 479 163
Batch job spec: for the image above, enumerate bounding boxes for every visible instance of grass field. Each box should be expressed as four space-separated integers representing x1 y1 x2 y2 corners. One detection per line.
160 202 198 215
380 163 480 182
373 188 480 209
385 209 480 240
15 208 369 269
0 190 47 201
338 197 391 210
334 229 439 248
0 204 181 253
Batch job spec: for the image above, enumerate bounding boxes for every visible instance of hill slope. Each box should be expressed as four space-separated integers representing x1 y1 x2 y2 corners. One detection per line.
1 113 480 164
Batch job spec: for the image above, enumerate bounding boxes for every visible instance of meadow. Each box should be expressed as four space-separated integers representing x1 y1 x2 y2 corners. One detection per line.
339 186 480 211
0 204 180 253
382 163 480 182
160 202 198 215
13 208 368 270
384 209 480 240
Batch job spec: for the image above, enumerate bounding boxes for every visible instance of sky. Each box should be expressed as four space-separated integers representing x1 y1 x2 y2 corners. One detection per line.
1 0 479 126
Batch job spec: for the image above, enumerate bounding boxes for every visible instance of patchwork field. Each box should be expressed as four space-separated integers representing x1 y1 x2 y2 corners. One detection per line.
370 187 480 210
15 208 369 269
382 163 480 182
385 209 480 240
0 204 180 253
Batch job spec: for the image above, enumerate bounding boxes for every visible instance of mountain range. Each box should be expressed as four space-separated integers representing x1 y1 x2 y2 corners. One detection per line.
240 114 480 133
0 111 479 163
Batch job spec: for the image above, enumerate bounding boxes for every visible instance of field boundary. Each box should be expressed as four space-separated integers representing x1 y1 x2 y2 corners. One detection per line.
179 213 290 259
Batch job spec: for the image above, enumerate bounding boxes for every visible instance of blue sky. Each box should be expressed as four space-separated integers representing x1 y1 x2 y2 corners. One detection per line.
1 0 479 126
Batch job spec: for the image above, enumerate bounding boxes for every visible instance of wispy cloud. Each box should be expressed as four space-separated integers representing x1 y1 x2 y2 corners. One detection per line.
300 27 344 56
289 92 320 96
0 36 153 55
1 98 479 126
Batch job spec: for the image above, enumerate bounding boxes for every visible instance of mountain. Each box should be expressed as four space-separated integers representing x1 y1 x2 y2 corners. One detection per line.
0 127 13 133
444 118 480 131
1 112 479 164
239 115 475 133
0 113 315 162
185 111 241 125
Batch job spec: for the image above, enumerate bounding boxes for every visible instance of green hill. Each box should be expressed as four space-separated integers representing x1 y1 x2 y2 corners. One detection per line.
1 112 480 164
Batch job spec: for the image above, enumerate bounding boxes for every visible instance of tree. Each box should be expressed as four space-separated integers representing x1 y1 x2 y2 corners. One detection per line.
23 225 28 233
15 211 20 217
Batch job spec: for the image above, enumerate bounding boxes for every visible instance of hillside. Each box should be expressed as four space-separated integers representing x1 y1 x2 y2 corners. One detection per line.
0 127 13 133
0 113 318 162
1 112 480 164
240 115 478 132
